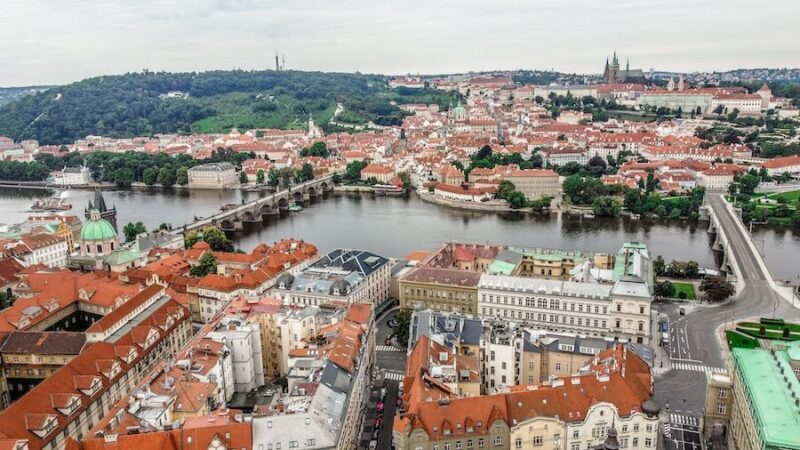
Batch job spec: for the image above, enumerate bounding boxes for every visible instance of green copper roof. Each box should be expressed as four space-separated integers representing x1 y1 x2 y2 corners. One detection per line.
488 260 516 275
80 216 116 242
732 343 800 449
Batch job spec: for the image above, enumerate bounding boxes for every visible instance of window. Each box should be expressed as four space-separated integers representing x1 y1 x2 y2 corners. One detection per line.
444 444 451 450
570 444 580 450
645 438 652 447
616 304 622 312
455 442 462 450
632 438 638 447
645 424 652 432
573 430 579 438
305 440 316 447
467 440 474 449
621 425 628 433
478 439 485 448
640 306 645 314
533 436 543 446
620 438 628 448
515 438 522 449
555 363 561 371
288 442 298 449
718 388 728 399
493 436 503 446
633 424 639 432
433 445 440 450
717 402 726 414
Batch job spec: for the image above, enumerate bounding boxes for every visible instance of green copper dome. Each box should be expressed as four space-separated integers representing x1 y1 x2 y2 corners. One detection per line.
81 210 117 241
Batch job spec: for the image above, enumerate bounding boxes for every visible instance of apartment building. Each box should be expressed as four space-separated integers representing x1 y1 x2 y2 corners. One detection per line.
187 162 238 189
274 249 391 307
501 169 560 201
393 345 660 450
399 267 481 314
0 290 191 450
206 315 265 393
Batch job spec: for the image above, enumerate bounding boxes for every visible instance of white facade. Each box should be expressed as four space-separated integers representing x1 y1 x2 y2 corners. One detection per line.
565 401 659 450
207 317 265 393
58 166 92 186
187 162 238 189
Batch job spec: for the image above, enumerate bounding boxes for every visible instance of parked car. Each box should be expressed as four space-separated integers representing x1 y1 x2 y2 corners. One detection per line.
369 440 378 449
376 401 384 413
679 306 686 316
372 428 380 440
374 417 383 429
380 387 387 401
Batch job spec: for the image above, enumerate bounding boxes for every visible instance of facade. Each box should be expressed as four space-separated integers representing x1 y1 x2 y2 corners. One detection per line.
274 249 391 307
728 341 800 450
703 371 733 441
187 163 238 189
399 267 481 315
57 166 92 186
78 210 118 259
206 316 265 393
501 169 560 201
393 345 659 450
85 191 117 232
762 155 800 176
11 233 69 268
360 164 395 183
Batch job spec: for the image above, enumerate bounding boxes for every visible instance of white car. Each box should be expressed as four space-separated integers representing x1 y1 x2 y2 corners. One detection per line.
369 440 378 449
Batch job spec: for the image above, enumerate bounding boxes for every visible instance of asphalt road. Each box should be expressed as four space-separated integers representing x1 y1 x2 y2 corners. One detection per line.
654 195 800 428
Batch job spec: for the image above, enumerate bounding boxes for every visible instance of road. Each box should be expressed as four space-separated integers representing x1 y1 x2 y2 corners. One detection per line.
653 194 800 440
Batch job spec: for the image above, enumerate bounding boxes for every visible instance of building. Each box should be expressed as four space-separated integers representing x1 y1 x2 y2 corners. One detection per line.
393 345 660 450
477 244 653 344
0 332 87 406
0 287 191 450
762 155 800 176
55 166 92 186
502 169 560 201
274 249 391 307
399 267 481 315
360 164 395 183
603 52 645 83
539 148 588 167
85 191 117 232
8 233 69 268
78 210 118 260
728 340 800 450
432 183 494 203
251 304 375 450
187 163 238 189
206 315 265 393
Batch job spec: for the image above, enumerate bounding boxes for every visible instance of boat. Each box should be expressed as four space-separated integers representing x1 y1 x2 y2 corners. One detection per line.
31 198 72 211
288 203 304 212
373 184 405 196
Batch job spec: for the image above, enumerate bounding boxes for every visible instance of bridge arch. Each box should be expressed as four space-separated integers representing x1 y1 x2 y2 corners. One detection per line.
307 186 317 196
219 219 236 230
293 191 304 202
277 197 289 208
240 211 257 222
260 204 275 215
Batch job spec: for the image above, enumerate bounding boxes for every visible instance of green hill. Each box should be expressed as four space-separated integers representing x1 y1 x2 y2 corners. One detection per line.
0 70 461 145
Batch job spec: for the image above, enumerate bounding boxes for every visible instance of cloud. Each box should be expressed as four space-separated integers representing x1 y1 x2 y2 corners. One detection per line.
0 0 798 86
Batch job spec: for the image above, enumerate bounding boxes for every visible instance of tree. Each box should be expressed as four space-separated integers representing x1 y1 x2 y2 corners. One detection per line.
239 171 249 185
299 163 314 182
474 145 492 161
497 180 517 200
506 191 527 209
123 221 146 243
654 280 675 299
344 160 367 183
392 308 413 349
299 142 330 158
699 275 735 302
268 168 279 186
645 171 656 194
653 255 666 276
587 155 607 177
684 261 700 278
176 166 189 185
158 166 176 187
142 167 158 186
591 196 622 217
190 252 218 277
738 174 760 195
184 227 234 252
256 169 265 185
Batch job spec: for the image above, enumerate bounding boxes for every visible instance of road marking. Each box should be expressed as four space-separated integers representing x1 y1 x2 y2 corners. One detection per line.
377 345 402 352
670 414 698 427
384 371 404 381
672 363 725 374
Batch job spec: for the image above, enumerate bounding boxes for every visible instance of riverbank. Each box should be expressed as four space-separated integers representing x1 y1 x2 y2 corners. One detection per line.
334 185 375 193
417 191 520 212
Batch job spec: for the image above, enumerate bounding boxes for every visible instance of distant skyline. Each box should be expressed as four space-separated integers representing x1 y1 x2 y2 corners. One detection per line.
2 0 799 87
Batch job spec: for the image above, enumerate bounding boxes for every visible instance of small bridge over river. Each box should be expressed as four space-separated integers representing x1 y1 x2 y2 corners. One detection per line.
178 175 333 232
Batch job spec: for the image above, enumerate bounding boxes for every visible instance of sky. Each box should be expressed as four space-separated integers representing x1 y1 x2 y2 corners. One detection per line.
1 0 799 87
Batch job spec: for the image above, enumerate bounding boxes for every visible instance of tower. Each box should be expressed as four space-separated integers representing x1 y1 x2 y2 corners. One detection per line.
85 190 117 232
275 53 280 71
667 77 675 91
677 75 685 92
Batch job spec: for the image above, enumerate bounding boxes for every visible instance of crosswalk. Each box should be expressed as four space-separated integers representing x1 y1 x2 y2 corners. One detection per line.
384 371 404 381
669 414 698 427
377 345 402 352
672 362 725 374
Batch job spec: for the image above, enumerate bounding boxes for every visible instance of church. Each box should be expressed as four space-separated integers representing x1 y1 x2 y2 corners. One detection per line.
603 52 646 83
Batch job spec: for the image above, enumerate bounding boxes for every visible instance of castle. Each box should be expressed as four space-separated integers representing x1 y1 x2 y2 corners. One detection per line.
603 51 645 83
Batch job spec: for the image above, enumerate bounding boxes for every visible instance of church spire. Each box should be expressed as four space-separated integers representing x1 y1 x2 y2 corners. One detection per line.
626 58 630 72
612 51 618 66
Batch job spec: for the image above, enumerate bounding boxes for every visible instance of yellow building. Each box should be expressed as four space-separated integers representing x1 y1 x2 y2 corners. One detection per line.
0 331 86 408
399 267 481 315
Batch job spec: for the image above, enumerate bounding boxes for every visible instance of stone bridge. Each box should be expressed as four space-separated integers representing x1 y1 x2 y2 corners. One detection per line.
179 175 333 232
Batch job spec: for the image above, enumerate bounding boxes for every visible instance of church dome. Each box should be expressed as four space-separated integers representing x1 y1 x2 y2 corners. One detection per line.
80 210 117 242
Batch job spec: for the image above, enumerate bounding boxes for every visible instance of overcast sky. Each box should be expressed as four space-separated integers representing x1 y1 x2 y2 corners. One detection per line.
1 0 799 86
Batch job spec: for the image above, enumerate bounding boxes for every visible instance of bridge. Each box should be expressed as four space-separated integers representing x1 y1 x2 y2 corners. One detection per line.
178 175 334 232
703 193 798 310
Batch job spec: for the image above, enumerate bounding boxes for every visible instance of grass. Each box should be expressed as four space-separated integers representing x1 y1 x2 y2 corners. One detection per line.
767 190 800 203
671 282 696 300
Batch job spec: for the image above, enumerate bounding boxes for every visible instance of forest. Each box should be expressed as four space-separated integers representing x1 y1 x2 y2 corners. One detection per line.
0 70 460 145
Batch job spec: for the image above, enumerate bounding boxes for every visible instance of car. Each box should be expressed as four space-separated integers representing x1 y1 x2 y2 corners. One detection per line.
376 401 384 413
679 306 686 316
372 428 380 440
369 440 378 449
380 387 387 400
659 321 668 332
374 417 383 428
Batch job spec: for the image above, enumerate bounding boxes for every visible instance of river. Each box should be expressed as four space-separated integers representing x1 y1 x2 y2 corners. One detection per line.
1 187 798 282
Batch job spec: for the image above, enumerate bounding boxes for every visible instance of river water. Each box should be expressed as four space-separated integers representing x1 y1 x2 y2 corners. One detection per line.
1 187 797 281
